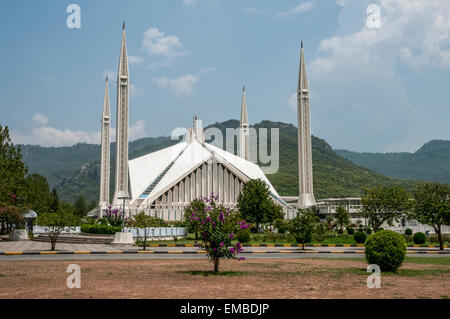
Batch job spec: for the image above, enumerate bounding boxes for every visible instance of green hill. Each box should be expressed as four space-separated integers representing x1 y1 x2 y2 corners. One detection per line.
20 120 420 203
335 140 450 184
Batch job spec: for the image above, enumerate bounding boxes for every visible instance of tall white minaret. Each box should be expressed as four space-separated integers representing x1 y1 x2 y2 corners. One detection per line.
297 42 316 208
239 86 250 160
113 21 130 207
99 76 111 216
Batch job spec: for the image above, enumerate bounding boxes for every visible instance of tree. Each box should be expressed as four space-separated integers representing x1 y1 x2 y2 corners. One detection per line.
197 193 246 273
183 198 206 239
50 189 60 213
0 125 28 204
126 212 160 250
25 173 52 213
361 186 411 232
290 208 318 249
335 205 350 232
74 196 88 217
237 179 283 232
410 183 450 250
36 210 75 250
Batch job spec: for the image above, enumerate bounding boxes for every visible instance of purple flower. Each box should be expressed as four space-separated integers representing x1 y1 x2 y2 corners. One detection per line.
212 222 216 226
238 257 246 261
213 247 217 251
230 247 235 253
219 212 225 223
219 242 224 247
206 216 211 223
229 233 234 239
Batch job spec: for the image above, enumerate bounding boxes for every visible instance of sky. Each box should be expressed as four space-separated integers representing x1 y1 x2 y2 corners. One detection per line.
1 0 450 152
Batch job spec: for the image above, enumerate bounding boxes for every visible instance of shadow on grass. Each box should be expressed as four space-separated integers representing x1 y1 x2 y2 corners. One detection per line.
178 270 248 277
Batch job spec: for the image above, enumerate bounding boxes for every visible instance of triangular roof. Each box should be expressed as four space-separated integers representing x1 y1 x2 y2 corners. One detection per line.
128 138 288 206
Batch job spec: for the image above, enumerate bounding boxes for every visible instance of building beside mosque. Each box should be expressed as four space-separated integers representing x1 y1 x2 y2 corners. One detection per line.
94 23 316 220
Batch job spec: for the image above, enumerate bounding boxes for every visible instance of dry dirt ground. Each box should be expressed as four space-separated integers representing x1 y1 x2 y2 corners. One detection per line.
0 258 449 299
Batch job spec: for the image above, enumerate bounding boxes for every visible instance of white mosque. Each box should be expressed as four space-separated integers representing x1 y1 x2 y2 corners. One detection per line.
95 23 315 221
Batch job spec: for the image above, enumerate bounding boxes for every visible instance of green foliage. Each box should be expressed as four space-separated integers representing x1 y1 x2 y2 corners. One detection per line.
0 125 28 205
365 230 407 272
80 224 122 235
336 140 450 184
237 228 251 243
49 189 59 213
290 208 318 249
410 182 450 250
74 196 88 217
183 198 206 240
335 206 350 231
405 228 413 236
346 226 354 235
361 186 411 232
25 173 52 213
37 210 76 250
353 231 367 244
237 179 283 231
413 232 426 245
366 228 372 234
0 205 27 233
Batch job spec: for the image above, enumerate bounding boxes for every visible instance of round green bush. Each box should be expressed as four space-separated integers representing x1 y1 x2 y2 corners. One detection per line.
365 230 407 272
404 228 413 236
237 229 251 243
353 231 367 244
413 232 426 244
346 227 354 235
366 228 372 234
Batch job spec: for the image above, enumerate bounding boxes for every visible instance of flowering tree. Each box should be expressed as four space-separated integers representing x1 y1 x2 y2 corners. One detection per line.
183 198 206 239
126 212 164 250
105 206 124 227
191 193 248 273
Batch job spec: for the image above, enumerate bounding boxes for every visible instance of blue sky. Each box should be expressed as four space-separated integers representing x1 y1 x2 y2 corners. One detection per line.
1 0 450 152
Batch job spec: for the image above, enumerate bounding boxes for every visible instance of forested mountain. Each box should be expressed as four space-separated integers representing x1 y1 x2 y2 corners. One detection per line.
20 120 421 203
336 140 450 184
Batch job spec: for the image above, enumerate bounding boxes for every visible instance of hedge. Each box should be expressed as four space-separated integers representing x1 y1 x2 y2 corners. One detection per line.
81 224 122 235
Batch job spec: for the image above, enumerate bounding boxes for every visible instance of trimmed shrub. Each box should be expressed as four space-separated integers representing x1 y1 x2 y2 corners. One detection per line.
413 232 426 244
346 227 355 235
365 230 407 272
404 228 413 236
81 224 122 235
237 229 251 243
354 231 367 244
366 228 372 234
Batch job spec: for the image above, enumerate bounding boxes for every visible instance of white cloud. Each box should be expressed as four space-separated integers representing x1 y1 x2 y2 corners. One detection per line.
32 113 49 124
11 121 148 147
182 0 198 7
307 0 450 152
142 27 187 69
276 1 315 18
128 55 144 64
153 67 214 96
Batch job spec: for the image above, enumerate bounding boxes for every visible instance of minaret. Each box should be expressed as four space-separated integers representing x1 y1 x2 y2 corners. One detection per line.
99 76 111 216
113 21 130 206
297 42 316 208
239 86 250 160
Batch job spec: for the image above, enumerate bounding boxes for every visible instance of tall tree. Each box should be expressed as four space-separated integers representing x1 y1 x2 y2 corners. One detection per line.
74 196 88 217
361 186 411 232
410 183 450 250
237 179 283 232
335 205 350 232
290 208 318 249
50 189 60 213
0 125 28 204
25 173 52 213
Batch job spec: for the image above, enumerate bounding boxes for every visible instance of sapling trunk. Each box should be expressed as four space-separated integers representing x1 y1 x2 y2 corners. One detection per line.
214 257 219 273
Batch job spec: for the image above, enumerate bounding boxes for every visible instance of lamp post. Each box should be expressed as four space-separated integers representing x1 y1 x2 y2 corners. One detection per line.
117 191 129 232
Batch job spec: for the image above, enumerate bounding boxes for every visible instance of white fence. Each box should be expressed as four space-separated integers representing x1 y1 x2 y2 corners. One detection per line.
32 225 187 238
33 226 80 235
123 227 187 239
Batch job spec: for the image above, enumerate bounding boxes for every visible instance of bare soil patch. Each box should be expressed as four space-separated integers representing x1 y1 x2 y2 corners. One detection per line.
0 258 449 299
